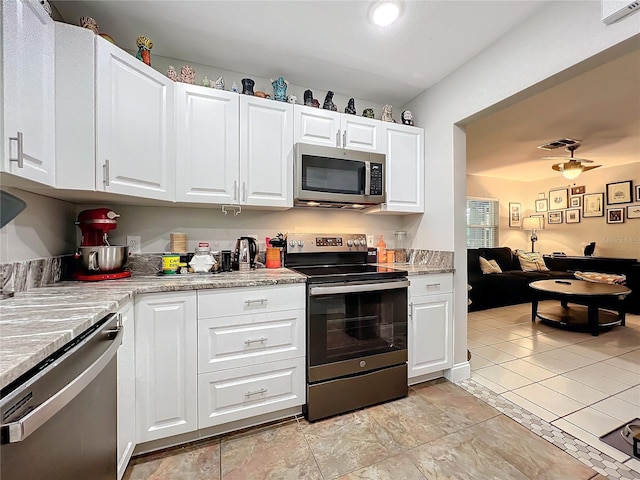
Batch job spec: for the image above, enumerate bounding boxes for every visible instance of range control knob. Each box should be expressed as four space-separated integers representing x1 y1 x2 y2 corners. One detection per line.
359 239 367 246
298 240 304 247
347 239 353 247
289 240 296 247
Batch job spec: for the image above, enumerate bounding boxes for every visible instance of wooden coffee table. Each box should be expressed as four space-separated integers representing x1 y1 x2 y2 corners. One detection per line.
529 279 631 336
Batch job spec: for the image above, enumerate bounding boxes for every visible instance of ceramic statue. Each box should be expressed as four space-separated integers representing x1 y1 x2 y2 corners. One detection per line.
288 95 297 104
254 91 270 99
231 82 239 93
401 110 414 126
80 16 99 34
202 76 211 87
214 76 224 89
362 108 374 119
166 65 178 81
180 65 196 84
381 104 393 122
241 78 255 95
312 99 320 108
270 77 289 102
323 91 337 111
135 36 153 66
345 98 356 115
304 89 314 107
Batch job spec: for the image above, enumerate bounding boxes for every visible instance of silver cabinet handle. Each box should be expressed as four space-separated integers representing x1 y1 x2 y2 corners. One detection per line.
242 181 247 202
310 279 409 296
9 132 24 168
336 130 340 147
103 159 110 187
1 321 123 443
343 130 346 147
244 337 267 346
244 298 268 306
245 388 267 398
426 283 441 289
233 180 238 201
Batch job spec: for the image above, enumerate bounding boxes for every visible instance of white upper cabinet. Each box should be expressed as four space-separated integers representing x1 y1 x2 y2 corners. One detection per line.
240 96 293 208
1 0 55 186
96 38 175 201
293 105 383 153
175 84 239 203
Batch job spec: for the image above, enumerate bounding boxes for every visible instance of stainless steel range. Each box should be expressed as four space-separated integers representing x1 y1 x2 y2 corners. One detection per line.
285 233 409 421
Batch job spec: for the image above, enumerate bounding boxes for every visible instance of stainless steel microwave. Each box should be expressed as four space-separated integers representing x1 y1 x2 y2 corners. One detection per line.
294 143 386 208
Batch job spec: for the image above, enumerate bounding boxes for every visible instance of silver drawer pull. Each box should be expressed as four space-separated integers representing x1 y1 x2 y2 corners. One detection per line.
244 298 268 306
245 388 267 398
244 337 267 346
9 132 24 168
426 283 441 288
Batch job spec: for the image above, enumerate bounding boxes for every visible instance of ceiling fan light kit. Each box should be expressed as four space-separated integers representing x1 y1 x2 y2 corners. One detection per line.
541 142 601 179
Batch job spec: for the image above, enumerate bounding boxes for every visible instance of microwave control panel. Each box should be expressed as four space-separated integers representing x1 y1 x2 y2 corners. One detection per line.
370 163 383 196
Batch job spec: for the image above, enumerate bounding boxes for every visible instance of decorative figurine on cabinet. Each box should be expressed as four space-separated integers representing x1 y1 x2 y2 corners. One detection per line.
362 108 374 119
312 99 320 108
381 104 394 122
401 110 414 126
180 65 196 84
323 91 337 111
304 90 315 107
271 77 289 102
287 94 297 104
254 91 270 99
166 65 178 81
345 98 356 115
202 76 211 87
231 81 239 93
80 16 99 34
241 78 255 95
214 76 225 90
135 36 153 66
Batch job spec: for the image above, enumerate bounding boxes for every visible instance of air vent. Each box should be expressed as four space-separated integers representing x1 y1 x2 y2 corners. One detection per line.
602 0 640 25
536 138 581 151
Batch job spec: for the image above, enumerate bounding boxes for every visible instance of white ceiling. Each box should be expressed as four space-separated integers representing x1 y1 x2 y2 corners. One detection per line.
52 0 547 107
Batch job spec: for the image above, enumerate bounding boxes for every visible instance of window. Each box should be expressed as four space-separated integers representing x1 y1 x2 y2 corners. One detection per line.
466 197 498 248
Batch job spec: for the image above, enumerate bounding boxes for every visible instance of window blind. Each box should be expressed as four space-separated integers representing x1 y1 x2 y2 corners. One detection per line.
466 198 499 248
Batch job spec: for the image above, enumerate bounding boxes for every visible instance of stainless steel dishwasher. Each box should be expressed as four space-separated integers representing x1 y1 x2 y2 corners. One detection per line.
1 313 123 480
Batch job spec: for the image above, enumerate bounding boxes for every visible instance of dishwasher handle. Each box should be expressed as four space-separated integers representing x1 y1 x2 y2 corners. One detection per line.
1 321 123 444
310 279 409 296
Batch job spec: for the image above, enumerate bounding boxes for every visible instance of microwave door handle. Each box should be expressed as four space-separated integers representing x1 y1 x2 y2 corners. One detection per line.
364 161 371 196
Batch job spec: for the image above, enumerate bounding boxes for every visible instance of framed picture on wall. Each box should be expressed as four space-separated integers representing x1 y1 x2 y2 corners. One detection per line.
549 188 568 210
571 185 586 195
635 184 640 202
583 193 604 217
606 180 632 205
548 211 563 224
535 198 548 212
627 205 640 219
606 207 624 224
509 202 522 227
569 195 582 208
565 209 580 224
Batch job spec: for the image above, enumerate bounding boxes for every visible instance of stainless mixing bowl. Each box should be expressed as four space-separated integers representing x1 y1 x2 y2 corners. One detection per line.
78 246 129 272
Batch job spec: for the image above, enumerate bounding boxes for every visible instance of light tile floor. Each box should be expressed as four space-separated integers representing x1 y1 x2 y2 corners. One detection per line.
466 301 640 478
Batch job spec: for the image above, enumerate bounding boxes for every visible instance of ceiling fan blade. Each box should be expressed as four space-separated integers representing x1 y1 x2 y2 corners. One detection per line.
541 156 594 163
582 165 601 172
551 163 563 171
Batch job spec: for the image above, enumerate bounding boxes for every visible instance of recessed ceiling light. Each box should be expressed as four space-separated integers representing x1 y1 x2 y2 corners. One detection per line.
371 1 401 27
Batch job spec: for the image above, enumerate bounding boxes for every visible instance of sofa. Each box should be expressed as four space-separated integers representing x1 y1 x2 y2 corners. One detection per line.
467 247 640 313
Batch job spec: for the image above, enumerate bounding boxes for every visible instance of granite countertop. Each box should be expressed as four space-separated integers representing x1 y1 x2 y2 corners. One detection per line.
0 265 453 390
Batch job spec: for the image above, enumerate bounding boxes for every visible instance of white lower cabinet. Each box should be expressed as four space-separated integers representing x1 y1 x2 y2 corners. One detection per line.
408 274 453 382
116 300 135 480
135 291 197 443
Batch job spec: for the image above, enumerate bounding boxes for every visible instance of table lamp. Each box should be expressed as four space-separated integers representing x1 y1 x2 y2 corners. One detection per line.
522 217 543 253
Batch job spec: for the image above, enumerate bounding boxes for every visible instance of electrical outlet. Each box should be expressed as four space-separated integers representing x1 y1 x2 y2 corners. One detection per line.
126 235 141 254
367 235 374 248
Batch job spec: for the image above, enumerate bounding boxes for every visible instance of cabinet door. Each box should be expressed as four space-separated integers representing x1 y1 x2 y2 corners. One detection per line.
116 301 135 480
175 84 239 203
240 96 293 208
384 124 424 213
96 37 175 201
408 293 452 379
293 104 341 147
135 292 197 443
1 0 55 185
341 115 384 153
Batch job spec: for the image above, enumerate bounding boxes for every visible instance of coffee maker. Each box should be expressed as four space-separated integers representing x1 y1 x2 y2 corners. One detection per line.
232 236 258 270
73 208 131 281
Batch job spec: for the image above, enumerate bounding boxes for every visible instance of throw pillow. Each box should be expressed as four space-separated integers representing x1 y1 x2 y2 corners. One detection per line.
479 256 502 274
515 250 549 272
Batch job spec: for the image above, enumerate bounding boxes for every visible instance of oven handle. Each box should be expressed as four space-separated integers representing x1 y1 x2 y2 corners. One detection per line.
309 279 409 296
1 320 123 444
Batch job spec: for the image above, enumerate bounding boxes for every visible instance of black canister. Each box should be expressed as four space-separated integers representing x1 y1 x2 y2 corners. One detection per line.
221 250 232 272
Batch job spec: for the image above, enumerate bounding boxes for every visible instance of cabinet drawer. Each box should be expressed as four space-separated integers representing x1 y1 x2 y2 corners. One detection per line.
409 274 453 296
198 284 305 319
198 357 305 428
198 309 305 373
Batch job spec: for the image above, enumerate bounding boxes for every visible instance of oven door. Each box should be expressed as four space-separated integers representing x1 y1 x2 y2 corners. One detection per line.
307 279 408 383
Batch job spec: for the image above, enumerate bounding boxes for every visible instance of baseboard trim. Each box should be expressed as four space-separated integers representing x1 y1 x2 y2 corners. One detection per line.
445 361 471 383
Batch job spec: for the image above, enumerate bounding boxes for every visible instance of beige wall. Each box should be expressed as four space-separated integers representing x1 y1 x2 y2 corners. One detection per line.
468 162 640 259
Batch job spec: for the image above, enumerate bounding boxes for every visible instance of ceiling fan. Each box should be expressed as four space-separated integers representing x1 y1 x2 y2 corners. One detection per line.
541 143 601 180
